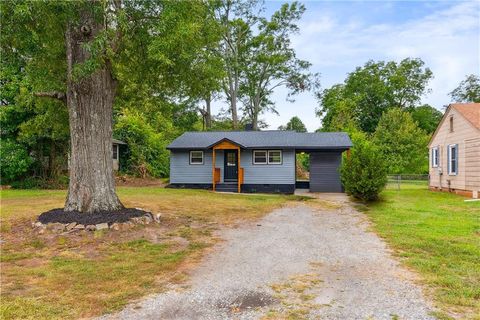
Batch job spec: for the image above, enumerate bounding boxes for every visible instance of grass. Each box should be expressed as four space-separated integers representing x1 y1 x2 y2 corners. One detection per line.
0 187 304 319
364 186 480 319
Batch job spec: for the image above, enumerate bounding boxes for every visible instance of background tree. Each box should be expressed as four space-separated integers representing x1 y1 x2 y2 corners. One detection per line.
240 2 316 130
2 0 220 212
449 74 480 103
317 58 433 133
278 116 307 132
409 104 443 134
216 0 260 129
373 108 429 174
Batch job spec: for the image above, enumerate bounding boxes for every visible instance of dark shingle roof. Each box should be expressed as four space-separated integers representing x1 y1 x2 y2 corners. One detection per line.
167 131 352 150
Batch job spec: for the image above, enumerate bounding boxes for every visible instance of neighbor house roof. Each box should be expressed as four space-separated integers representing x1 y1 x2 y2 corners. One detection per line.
167 131 352 150
112 139 127 145
452 103 480 130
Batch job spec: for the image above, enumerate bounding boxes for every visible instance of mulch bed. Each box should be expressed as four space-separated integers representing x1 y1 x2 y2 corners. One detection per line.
38 208 150 225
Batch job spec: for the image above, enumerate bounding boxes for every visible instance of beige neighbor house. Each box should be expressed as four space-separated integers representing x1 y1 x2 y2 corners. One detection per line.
428 103 480 198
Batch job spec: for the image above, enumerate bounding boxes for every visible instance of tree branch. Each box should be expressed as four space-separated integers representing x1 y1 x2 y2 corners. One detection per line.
34 91 67 103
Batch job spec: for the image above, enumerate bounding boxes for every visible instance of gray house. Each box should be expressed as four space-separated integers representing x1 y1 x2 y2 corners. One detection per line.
166 131 352 194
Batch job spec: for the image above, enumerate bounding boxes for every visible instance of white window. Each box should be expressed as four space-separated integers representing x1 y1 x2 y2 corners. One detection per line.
447 144 458 175
113 144 118 160
190 151 204 165
253 150 267 164
431 147 439 168
253 150 282 164
268 150 282 164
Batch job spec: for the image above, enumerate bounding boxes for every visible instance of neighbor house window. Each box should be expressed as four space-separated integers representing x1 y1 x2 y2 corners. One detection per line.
253 150 267 164
431 147 439 168
190 151 204 165
447 144 458 175
253 150 282 164
113 144 118 160
268 150 282 164
449 116 454 132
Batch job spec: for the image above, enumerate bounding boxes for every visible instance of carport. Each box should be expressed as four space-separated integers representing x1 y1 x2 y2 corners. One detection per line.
295 149 349 193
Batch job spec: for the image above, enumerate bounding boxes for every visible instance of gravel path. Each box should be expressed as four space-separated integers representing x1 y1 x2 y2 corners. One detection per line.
102 195 435 320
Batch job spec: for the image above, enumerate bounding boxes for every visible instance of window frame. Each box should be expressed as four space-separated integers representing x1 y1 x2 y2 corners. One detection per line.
431 147 439 168
252 150 283 165
112 144 118 160
253 150 268 165
189 150 204 165
447 144 458 175
267 150 283 165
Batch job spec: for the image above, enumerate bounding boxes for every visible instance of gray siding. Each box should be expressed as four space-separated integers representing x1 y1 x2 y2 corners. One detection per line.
170 151 213 184
241 149 295 184
170 149 295 185
309 152 343 192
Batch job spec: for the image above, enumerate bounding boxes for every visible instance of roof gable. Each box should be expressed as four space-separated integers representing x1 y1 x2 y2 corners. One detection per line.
452 103 480 130
428 103 480 147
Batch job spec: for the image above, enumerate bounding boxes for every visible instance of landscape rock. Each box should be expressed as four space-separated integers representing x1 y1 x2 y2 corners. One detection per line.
32 221 45 229
95 223 109 230
86 225 96 231
154 213 162 223
74 224 85 230
47 222 66 232
66 222 77 230
143 215 153 224
110 223 121 231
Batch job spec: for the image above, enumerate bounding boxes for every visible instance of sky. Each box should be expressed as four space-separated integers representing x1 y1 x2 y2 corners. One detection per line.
213 0 480 132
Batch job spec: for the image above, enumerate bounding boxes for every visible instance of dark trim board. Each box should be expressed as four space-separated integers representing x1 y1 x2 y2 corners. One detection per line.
241 184 295 194
295 181 310 189
166 183 212 190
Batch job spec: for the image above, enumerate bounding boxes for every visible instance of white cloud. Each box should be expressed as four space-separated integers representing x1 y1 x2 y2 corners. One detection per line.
212 1 480 131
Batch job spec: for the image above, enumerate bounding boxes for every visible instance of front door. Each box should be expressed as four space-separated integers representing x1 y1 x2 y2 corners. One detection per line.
224 150 238 182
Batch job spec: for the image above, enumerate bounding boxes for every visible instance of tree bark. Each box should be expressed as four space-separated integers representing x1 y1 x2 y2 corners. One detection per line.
205 95 212 129
63 9 123 213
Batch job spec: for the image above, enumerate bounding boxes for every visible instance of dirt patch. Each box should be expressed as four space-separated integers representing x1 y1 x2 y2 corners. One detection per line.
115 175 166 187
37 208 150 225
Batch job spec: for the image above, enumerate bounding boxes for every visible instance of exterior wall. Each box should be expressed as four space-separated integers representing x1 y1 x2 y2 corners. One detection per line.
240 149 295 185
465 137 480 195
169 149 295 185
113 159 119 171
429 107 480 196
170 150 213 184
309 151 343 192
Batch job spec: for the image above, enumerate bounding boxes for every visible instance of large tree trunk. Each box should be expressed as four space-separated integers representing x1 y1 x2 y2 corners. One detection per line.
64 10 123 213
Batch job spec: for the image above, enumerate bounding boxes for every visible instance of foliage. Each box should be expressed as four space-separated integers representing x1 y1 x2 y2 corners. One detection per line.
114 111 170 178
317 58 433 133
278 116 307 132
449 74 480 103
373 108 429 174
239 2 317 130
0 139 33 183
340 139 387 201
409 104 443 134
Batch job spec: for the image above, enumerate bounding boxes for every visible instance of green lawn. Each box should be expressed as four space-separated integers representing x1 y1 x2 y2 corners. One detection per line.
0 187 305 319
364 187 480 319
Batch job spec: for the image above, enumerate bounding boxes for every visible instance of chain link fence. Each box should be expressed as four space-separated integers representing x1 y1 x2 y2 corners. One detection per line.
387 174 429 190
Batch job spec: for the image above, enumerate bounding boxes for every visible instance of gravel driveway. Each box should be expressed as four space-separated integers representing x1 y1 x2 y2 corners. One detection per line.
103 194 435 320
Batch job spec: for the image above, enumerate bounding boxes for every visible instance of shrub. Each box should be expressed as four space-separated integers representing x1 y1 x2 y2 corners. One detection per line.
0 139 33 183
114 111 170 177
340 140 387 201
